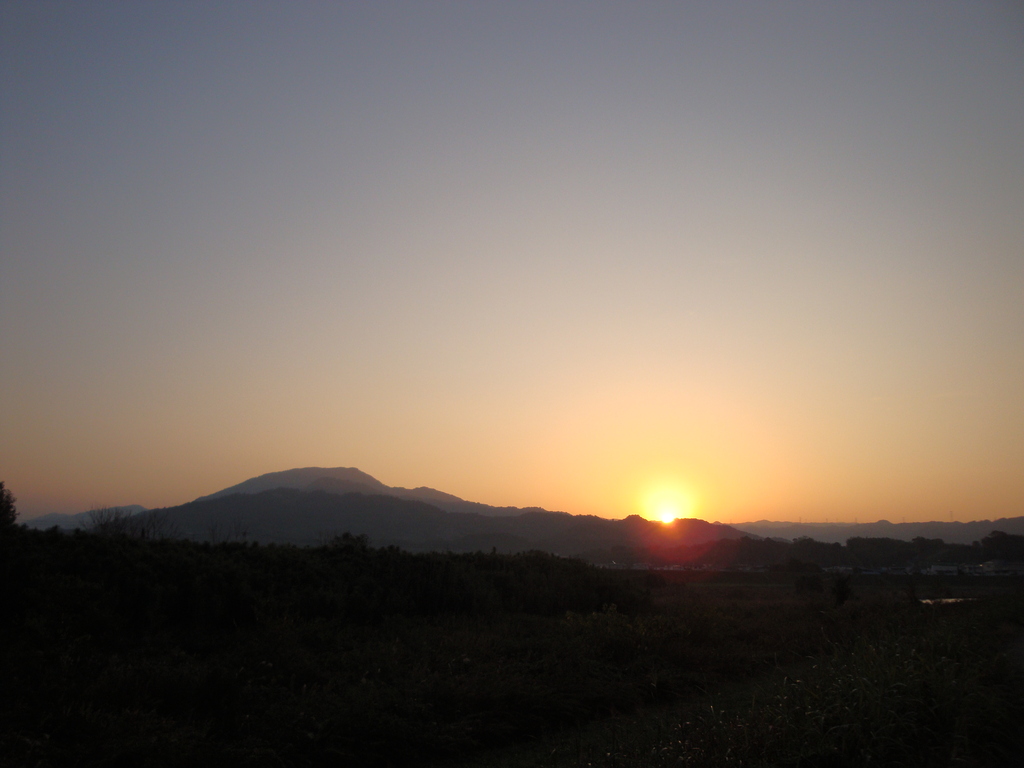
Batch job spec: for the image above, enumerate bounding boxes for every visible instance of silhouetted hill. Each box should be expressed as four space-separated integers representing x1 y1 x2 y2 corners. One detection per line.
144 488 746 554
196 467 388 500
25 505 148 530
195 466 530 517
733 517 1024 545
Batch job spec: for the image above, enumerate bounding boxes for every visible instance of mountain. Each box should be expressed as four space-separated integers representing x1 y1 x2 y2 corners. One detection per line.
195 467 532 517
137 488 746 555
733 517 1024 545
25 464 749 556
25 505 148 530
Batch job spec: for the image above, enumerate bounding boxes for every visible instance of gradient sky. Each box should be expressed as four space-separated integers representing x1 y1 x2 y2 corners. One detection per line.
2 2 1022 523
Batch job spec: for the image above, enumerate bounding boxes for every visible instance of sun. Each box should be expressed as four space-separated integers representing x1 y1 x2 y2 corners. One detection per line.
643 486 696 524
655 501 680 524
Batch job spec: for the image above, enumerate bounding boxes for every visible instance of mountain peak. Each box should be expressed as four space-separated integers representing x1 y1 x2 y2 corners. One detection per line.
195 466 388 502
194 467 527 517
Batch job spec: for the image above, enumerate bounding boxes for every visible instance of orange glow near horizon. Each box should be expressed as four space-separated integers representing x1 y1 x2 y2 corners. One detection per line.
2 6 1023 525
643 484 696 524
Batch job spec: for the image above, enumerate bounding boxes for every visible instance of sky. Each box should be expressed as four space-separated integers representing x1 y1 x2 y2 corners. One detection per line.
2 2 1022 524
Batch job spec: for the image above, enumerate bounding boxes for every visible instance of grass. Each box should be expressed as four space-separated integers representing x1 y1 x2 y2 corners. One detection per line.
465 594 1024 768
2 527 1022 766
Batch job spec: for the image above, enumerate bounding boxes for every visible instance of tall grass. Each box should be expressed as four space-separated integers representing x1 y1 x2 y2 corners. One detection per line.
3 526 1021 767
681 627 1020 766
490 597 1024 768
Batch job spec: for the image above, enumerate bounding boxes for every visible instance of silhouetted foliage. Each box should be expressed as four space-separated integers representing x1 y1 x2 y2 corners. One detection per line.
831 574 852 606
86 506 181 540
790 537 845 567
0 481 15 528
0 525 659 765
981 531 1024 561
770 557 823 573
1 524 1021 767
86 505 135 535
616 531 1019 571
794 574 824 593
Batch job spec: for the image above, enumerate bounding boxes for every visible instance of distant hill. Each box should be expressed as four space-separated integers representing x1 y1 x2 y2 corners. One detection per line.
28 466 1022 550
139 488 747 554
733 517 1024 545
195 467 537 517
25 505 148 531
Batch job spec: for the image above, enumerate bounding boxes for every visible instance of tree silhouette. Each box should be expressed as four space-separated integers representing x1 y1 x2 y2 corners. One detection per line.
86 506 180 540
0 481 16 527
87 506 134 536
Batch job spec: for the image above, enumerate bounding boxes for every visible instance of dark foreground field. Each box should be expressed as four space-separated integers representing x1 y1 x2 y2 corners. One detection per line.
2 527 1022 767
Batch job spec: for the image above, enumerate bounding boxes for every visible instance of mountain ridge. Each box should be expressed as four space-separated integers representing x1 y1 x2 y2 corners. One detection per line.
24 467 1024 547
194 466 532 517
130 488 746 554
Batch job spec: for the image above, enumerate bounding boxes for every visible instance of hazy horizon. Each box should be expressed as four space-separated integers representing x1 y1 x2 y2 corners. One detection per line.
3 3 1022 524
16 464 1024 529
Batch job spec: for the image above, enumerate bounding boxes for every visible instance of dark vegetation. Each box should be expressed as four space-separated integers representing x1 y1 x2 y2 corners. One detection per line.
477 594 1024 768
2 514 1023 767
4 483 1024 766
0 480 16 527
614 530 1024 570
734 517 1024 546
2 524 654 766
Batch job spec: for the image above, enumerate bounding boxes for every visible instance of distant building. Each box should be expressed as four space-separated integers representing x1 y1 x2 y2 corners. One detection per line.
982 561 1024 575
927 564 959 576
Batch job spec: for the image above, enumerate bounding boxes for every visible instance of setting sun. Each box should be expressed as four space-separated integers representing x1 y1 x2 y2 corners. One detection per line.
655 501 680 524
643 486 696 524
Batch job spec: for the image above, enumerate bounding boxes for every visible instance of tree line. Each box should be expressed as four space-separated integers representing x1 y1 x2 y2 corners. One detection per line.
585 531 1024 570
